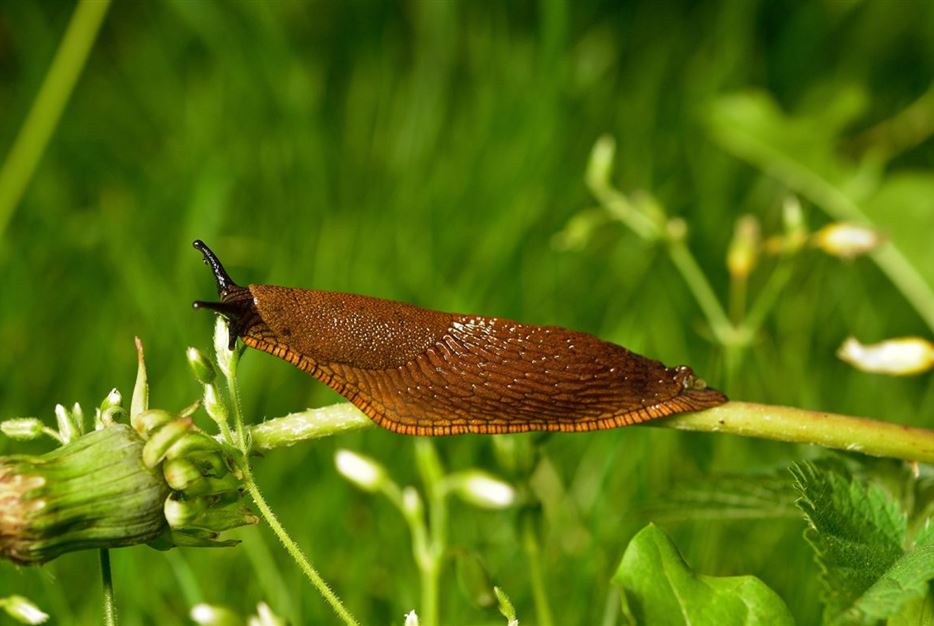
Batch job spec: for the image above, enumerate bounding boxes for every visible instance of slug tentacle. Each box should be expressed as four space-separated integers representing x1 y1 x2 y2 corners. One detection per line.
193 241 728 435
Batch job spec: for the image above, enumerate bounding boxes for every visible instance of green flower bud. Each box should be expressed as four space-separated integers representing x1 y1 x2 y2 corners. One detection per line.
0 425 169 564
53 404 81 444
132 409 175 437
494 587 518 626
203 384 230 430
165 495 257 532
187 347 217 385
163 458 205 490
142 419 192 468
585 134 615 191
0 419 45 442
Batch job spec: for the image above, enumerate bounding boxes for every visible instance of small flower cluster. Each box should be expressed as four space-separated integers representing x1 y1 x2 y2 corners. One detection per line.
0 336 256 564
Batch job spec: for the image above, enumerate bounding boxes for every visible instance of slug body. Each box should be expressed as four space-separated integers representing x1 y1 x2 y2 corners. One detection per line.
193 241 726 435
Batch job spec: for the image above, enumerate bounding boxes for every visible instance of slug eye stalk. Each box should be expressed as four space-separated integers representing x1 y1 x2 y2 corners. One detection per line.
192 240 257 350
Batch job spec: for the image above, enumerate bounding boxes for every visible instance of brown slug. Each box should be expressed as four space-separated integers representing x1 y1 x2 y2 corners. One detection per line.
192 240 726 435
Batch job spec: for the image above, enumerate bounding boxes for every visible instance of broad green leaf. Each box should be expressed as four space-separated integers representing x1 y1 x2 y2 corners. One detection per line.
612 523 794 626
791 463 934 624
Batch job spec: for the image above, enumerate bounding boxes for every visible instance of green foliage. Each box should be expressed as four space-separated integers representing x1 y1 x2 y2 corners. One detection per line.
2 0 934 623
791 462 934 624
613 524 794 626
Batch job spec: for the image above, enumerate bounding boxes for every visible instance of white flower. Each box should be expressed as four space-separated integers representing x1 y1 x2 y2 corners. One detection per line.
451 472 515 509
813 223 883 258
837 336 934 375
0 596 49 625
404 610 420 626
335 449 387 492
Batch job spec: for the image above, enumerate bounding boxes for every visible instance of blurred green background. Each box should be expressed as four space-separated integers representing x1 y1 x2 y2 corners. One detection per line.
2 0 934 624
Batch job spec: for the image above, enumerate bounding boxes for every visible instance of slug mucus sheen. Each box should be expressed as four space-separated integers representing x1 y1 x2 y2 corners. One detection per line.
192 240 726 436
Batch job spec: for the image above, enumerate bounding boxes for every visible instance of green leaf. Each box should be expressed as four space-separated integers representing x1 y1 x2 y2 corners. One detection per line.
791 462 934 624
612 523 794 626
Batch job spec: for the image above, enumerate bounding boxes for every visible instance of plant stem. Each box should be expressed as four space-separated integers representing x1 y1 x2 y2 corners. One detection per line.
250 405 373 451
415 440 447 626
659 401 934 463
241 465 360 626
250 401 934 464
521 516 554 626
667 238 734 345
0 0 111 239
100 549 117 626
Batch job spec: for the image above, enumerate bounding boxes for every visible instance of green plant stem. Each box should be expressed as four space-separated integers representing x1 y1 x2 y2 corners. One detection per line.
241 464 360 626
667 238 734 345
100 549 117 626
249 405 373 451
251 401 934 464
522 516 554 626
415 440 447 626
0 0 111 238
659 401 934 463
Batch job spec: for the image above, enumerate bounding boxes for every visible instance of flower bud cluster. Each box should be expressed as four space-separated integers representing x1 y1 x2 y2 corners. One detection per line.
132 409 257 549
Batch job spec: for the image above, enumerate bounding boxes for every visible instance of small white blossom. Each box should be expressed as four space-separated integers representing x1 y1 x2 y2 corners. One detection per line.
813 222 883 258
213 317 234 379
404 610 420 626
189 603 241 626
0 596 49 624
837 336 934 376
335 449 386 492
451 472 515 509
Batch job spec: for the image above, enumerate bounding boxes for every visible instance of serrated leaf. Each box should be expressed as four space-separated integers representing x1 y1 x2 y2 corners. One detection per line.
851 545 934 621
790 462 934 625
612 524 794 626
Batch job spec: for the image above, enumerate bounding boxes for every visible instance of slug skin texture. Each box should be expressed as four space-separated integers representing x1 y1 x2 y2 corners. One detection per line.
193 241 727 436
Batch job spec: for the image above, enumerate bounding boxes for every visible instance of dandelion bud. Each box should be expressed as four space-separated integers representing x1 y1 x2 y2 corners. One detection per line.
0 419 45 442
187 347 217 385
1 425 169 565
813 222 883 258
837 336 934 376
0 595 49 624
449 471 515 509
335 449 387 492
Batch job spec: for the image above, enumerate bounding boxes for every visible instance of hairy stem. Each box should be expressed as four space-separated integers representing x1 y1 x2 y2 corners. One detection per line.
241 465 360 626
250 401 934 464
100 549 117 626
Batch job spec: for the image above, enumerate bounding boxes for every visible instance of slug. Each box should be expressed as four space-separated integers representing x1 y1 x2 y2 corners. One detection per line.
192 240 726 435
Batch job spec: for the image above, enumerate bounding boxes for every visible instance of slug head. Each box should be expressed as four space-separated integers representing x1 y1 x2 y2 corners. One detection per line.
192 240 258 349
